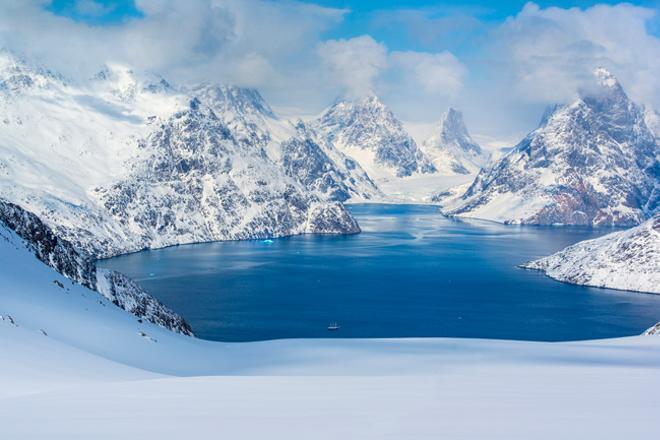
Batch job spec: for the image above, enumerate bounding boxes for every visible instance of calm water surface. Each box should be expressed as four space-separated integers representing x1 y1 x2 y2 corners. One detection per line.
99 204 660 342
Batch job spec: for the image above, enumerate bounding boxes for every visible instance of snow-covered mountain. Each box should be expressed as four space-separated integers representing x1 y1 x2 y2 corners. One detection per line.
0 51 359 258
312 95 436 179
440 68 659 226
422 108 489 175
193 85 382 202
279 120 381 202
522 214 659 294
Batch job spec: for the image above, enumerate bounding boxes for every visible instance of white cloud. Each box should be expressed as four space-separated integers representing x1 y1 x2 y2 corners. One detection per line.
317 36 388 97
389 51 465 96
1 1 658 142
317 35 466 104
494 2 660 106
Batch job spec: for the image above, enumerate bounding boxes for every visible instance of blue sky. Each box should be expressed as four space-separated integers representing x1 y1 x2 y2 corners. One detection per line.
47 0 143 24
13 1 660 140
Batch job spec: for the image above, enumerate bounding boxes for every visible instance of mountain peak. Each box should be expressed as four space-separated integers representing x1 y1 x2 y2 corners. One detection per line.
192 84 275 119
92 63 173 97
359 94 385 107
315 94 435 177
579 67 628 108
422 107 485 175
0 49 64 92
439 108 467 133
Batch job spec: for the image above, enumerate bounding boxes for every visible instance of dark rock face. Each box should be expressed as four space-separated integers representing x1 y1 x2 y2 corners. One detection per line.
280 122 380 202
313 96 435 177
442 69 659 226
281 136 351 202
0 199 193 336
0 200 96 289
96 269 193 336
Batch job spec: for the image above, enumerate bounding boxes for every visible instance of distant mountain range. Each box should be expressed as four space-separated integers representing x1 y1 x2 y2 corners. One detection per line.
2 49 658 270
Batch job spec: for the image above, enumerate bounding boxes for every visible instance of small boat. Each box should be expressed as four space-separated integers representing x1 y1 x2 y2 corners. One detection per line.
327 322 341 331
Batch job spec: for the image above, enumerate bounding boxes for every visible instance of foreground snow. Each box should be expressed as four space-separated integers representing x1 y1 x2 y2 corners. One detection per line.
522 215 660 294
2 213 660 438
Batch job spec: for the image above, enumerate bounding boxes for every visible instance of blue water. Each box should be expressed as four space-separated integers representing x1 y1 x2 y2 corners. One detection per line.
99 204 660 342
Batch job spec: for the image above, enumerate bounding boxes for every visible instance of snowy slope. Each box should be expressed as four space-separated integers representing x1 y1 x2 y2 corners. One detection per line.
2 218 660 438
441 68 659 226
421 108 489 175
0 200 193 334
522 215 660 294
312 95 436 180
0 51 359 258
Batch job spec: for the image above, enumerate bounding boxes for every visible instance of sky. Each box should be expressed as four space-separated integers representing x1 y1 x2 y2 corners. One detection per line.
3 0 660 144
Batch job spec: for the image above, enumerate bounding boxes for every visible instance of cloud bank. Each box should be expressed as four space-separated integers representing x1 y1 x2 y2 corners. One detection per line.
0 1 658 141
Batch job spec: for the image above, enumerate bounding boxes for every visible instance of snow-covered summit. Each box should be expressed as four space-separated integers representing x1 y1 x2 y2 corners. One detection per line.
312 95 436 179
522 214 660 294
192 84 275 119
440 68 658 226
0 49 65 93
422 108 488 175
190 85 382 202
91 63 174 101
278 120 382 202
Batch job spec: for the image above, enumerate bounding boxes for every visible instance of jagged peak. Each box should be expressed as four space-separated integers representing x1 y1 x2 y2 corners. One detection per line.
0 48 66 89
578 66 629 107
91 63 172 96
439 108 467 133
359 94 386 107
191 83 275 118
426 107 482 157
328 93 387 110
324 94 397 122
